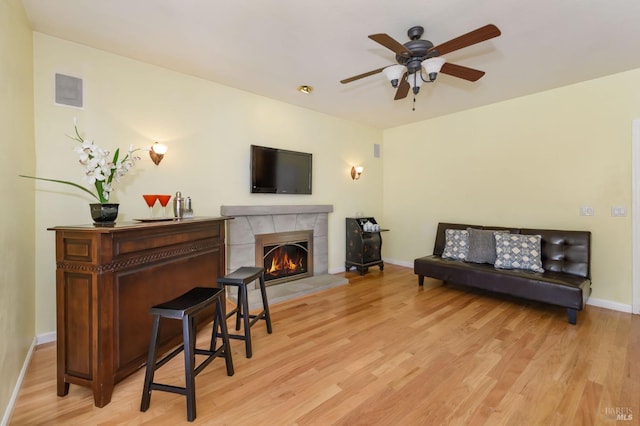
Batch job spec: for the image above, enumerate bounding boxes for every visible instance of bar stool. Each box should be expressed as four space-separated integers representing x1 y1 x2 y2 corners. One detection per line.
140 286 233 422
216 266 273 358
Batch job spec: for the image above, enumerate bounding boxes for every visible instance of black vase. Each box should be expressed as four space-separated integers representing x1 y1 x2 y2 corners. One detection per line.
90 203 119 225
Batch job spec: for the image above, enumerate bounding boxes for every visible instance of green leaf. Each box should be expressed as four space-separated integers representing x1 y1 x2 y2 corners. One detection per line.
107 148 120 185
19 175 101 203
94 180 108 203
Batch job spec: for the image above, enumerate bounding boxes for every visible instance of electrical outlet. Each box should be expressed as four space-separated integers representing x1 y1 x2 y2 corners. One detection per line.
579 206 594 216
611 206 627 217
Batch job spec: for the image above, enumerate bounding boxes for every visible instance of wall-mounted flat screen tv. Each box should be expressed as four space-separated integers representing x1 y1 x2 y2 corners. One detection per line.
251 145 312 194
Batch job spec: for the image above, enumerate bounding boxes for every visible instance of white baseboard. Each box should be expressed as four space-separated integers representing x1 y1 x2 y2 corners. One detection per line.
587 297 633 314
36 331 56 345
329 259 412 275
383 258 413 268
1 337 36 426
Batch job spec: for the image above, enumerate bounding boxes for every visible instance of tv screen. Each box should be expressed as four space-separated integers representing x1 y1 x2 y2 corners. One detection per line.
251 145 312 194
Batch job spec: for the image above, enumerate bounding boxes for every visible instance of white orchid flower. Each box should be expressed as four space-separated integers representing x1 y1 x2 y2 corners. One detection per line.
102 182 113 193
21 119 146 204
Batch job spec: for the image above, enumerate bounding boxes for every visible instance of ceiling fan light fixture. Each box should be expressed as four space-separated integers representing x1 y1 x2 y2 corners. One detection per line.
382 64 406 88
340 23 500 110
423 57 446 81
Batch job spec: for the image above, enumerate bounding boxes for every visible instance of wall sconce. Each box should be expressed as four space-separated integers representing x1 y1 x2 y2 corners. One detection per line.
351 166 363 180
149 142 168 165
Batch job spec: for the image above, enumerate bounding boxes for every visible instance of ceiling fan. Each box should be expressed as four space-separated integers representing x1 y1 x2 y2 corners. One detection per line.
340 24 501 102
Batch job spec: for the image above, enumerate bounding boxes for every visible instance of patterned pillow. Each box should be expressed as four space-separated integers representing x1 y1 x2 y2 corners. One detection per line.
442 229 469 260
466 228 508 264
494 233 544 272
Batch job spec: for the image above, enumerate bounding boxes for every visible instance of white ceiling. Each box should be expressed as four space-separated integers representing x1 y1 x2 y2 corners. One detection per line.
21 0 640 129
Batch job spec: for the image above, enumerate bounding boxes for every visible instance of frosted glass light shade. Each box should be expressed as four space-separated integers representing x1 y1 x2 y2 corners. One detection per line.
423 57 446 80
382 65 406 87
407 71 423 88
151 142 168 155
149 142 168 165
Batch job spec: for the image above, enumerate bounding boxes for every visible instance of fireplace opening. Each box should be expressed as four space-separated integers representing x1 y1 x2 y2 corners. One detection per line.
256 230 313 286
264 242 308 281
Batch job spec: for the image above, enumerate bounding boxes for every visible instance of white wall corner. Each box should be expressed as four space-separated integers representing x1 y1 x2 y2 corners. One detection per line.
632 119 640 314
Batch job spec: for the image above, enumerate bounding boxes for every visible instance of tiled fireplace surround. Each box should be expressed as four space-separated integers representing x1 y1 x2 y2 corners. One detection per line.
220 204 332 274
220 205 345 307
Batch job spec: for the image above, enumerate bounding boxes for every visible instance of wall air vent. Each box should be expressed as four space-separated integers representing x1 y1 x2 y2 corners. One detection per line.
54 73 83 108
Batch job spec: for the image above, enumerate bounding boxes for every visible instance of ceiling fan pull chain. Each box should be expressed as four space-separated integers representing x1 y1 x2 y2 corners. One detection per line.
412 95 416 111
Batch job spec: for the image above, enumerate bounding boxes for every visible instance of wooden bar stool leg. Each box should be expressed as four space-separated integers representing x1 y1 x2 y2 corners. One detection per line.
212 284 228 350
258 274 273 334
183 314 196 422
239 283 253 358
140 315 161 412
216 297 235 376
211 305 220 352
235 285 242 331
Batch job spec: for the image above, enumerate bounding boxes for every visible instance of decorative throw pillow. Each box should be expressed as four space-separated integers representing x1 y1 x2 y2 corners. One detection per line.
442 229 469 260
494 233 544 272
466 228 508 264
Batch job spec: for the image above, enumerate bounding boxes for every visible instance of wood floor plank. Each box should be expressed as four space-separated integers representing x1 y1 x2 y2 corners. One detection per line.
8 264 640 425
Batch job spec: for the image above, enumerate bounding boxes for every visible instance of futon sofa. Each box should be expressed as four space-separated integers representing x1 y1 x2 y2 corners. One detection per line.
413 222 591 324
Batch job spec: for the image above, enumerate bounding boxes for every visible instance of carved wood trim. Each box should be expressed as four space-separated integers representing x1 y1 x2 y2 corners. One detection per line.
56 239 221 273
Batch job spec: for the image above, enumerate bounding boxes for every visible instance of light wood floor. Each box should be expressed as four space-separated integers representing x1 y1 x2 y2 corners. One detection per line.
10 265 640 425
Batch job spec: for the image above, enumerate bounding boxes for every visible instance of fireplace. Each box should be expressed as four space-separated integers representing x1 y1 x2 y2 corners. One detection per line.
255 230 313 286
221 205 348 307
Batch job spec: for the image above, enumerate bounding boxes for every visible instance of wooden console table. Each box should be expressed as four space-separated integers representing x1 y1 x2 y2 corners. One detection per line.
48 217 231 407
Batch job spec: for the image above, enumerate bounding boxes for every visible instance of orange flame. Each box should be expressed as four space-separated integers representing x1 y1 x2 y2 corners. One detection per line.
267 247 304 276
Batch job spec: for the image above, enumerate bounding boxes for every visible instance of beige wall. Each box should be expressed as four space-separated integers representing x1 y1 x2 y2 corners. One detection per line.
0 0 35 420
383 69 640 305
32 33 383 335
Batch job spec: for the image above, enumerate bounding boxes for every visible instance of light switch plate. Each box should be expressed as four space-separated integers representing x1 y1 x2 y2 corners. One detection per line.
579 206 594 216
611 206 627 217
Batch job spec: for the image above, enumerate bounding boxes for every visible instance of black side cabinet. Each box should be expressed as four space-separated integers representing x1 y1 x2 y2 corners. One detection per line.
345 217 386 275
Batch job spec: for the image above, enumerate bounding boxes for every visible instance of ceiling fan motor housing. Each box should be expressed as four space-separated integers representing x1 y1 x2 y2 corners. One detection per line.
405 58 423 75
396 38 439 72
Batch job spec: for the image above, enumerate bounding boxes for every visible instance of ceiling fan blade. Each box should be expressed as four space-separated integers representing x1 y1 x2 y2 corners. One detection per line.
394 74 410 100
429 24 501 56
340 66 387 84
440 63 485 82
369 33 412 57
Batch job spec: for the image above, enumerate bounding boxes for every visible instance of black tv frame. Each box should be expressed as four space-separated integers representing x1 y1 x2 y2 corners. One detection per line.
250 145 312 194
